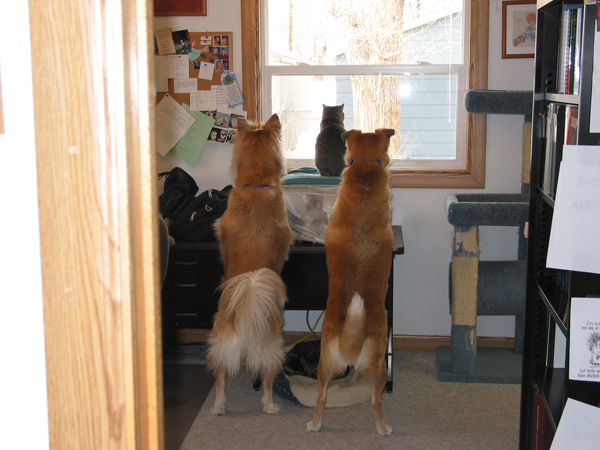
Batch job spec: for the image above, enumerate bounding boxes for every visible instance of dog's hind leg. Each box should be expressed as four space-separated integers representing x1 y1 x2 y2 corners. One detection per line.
367 354 392 436
259 365 280 414
306 367 332 432
211 368 227 415
306 339 342 432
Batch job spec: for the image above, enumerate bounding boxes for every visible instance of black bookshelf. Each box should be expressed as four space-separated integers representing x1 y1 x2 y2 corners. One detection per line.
519 1 600 449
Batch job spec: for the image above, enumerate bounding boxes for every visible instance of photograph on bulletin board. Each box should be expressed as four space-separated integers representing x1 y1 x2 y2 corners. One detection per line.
154 0 207 17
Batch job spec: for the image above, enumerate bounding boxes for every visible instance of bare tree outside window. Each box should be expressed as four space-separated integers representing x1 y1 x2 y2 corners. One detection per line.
266 0 464 163
328 0 405 155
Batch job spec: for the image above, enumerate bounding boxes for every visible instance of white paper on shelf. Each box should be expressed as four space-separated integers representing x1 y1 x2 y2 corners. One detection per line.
550 398 600 449
546 145 600 275
569 297 600 382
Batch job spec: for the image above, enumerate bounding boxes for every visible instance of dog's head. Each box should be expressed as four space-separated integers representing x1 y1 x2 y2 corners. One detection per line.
231 114 286 186
341 128 395 169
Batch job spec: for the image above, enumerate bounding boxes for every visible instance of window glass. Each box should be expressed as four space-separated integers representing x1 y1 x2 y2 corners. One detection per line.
263 0 467 169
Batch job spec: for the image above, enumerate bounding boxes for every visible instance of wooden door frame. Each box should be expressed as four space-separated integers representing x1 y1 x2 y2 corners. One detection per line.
29 0 162 448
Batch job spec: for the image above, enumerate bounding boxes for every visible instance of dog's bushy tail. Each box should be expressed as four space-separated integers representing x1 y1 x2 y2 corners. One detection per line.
339 293 366 362
221 268 287 336
209 268 287 377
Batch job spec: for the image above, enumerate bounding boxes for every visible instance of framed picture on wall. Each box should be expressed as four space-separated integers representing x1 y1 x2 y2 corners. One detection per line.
154 0 207 17
502 1 536 59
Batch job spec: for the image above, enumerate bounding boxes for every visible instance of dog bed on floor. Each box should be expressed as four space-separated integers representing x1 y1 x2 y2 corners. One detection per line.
273 367 372 408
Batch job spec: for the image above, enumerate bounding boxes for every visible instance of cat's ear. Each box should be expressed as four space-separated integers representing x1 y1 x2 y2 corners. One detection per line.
264 113 281 131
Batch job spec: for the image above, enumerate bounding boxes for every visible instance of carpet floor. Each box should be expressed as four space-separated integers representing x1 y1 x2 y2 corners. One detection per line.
171 349 521 450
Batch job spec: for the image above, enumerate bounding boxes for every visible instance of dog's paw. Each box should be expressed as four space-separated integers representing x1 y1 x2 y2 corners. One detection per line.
211 406 225 416
306 420 321 432
377 424 392 436
262 403 280 415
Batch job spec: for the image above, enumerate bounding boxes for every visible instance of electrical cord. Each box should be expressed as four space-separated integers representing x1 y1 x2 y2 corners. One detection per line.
290 310 325 346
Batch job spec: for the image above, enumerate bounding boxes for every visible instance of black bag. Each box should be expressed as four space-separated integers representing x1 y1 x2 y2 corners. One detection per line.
158 167 199 219
169 186 233 242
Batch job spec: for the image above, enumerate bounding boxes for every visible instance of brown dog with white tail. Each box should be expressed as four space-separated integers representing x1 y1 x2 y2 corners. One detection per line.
307 128 395 436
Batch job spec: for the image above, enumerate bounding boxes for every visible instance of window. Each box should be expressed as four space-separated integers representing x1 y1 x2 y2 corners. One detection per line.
241 0 488 188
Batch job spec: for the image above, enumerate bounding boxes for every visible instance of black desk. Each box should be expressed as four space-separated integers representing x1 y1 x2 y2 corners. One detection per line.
162 226 404 391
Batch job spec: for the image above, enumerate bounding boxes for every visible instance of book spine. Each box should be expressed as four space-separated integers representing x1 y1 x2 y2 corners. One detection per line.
557 8 572 94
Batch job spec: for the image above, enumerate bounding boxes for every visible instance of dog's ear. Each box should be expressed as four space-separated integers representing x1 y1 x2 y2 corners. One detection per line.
236 118 251 132
378 129 395 139
341 130 358 141
264 113 281 132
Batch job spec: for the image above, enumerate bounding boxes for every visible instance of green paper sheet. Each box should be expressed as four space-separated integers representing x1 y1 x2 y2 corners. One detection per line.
169 104 215 166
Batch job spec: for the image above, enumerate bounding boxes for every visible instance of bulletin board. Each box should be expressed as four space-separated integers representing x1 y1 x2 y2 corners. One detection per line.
155 31 234 107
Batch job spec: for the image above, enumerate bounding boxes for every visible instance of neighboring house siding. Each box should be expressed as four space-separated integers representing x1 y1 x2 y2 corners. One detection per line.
337 13 461 159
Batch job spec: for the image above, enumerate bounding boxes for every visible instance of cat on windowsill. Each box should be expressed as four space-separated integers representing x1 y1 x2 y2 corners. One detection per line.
315 104 347 177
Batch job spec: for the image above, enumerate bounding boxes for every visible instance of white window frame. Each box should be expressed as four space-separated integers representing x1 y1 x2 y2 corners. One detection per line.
240 0 489 188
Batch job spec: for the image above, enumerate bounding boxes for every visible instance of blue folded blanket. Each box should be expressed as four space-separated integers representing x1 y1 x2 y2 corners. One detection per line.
282 167 342 185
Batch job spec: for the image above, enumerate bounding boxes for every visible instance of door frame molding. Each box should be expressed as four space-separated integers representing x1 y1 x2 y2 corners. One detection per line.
29 0 162 448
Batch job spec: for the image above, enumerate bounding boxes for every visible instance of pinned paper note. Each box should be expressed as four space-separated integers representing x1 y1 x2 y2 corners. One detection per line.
221 71 244 107
190 91 217 111
155 28 175 55
198 62 215 80
211 85 228 108
169 104 215 166
155 95 196 156
154 56 169 93
168 55 189 79
174 78 198 94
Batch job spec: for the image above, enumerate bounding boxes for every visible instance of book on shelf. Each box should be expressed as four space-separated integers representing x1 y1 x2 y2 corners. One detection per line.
541 104 578 199
542 103 566 199
556 4 583 95
545 315 566 369
564 105 578 145
533 390 554 450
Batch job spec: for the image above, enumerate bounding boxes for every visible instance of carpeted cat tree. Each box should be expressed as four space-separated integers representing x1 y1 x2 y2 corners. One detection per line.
436 90 532 384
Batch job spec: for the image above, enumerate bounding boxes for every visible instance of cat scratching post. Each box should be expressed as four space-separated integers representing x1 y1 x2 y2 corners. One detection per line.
450 226 480 373
437 90 532 383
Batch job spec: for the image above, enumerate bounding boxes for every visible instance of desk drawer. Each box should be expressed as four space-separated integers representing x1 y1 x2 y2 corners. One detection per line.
166 269 222 299
171 301 217 329
169 248 223 271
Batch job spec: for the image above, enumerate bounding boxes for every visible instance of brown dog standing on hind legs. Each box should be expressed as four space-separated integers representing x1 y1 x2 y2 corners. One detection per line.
306 128 395 436
207 114 295 415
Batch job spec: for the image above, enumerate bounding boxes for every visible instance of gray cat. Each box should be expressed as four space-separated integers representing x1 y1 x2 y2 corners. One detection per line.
315 104 347 177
